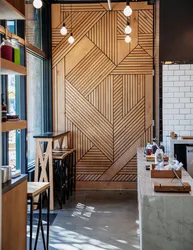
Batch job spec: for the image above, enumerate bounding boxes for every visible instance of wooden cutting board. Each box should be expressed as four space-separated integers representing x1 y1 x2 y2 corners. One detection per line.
154 181 191 193
181 136 193 140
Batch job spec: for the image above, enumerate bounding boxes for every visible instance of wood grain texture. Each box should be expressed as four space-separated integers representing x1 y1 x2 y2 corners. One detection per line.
52 2 153 189
2 180 27 250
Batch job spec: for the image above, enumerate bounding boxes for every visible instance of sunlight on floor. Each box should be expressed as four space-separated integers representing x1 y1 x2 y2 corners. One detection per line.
48 225 120 250
72 203 96 220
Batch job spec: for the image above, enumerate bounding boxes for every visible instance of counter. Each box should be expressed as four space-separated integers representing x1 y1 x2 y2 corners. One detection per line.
2 174 27 195
137 148 193 250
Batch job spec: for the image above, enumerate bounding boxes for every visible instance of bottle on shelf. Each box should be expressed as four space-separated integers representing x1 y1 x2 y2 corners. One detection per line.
159 142 165 153
152 140 159 154
1 94 7 122
0 38 13 62
11 38 20 65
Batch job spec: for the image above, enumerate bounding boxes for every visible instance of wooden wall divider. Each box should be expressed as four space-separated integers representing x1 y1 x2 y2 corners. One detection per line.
52 2 153 190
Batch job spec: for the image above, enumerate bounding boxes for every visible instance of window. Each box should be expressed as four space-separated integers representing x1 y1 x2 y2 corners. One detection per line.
27 52 44 167
26 2 42 49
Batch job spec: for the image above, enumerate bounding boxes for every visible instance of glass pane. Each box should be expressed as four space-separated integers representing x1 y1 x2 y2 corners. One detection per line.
7 75 16 115
27 52 43 166
8 131 16 166
7 20 16 34
26 2 42 49
7 76 21 169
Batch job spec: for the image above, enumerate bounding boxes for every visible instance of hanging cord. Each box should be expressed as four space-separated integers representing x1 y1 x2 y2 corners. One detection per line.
71 3 72 34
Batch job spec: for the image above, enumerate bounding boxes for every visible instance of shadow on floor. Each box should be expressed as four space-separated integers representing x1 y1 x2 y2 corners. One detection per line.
27 190 140 250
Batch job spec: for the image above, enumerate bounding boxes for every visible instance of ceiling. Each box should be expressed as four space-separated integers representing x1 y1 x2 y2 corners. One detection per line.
51 0 155 4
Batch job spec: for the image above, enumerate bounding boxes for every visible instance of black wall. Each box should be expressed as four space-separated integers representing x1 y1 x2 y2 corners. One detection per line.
160 0 193 61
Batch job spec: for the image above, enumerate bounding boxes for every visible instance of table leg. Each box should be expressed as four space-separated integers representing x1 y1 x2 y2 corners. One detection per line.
47 188 50 249
34 194 47 250
29 197 33 250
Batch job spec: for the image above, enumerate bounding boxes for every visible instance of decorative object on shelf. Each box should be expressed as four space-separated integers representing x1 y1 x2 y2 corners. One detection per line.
125 19 132 34
1 94 7 122
0 38 13 62
124 0 132 17
68 4 75 44
7 114 19 121
125 35 131 43
60 23 67 36
33 0 43 9
11 38 20 65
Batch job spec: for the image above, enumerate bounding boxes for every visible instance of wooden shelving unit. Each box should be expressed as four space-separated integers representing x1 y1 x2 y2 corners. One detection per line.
2 120 27 132
0 58 26 75
0 0 25 20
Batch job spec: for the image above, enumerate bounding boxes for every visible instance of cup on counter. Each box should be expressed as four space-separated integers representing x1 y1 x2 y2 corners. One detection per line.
1 166 12 183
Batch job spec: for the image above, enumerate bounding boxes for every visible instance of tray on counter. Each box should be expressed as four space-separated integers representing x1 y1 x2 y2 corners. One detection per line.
151 164 182 178
154 181 191 193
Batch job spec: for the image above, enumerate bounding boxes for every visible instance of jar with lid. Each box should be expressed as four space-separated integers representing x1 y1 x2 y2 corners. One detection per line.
11 38 20 65
0 38 13 61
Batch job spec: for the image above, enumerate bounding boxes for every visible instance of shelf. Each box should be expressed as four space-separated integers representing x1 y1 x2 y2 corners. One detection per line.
0 58 26 75
2 120 27 132
0 0 25 20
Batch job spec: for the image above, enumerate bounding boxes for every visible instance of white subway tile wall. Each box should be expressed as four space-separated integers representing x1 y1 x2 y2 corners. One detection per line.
163 64 193 152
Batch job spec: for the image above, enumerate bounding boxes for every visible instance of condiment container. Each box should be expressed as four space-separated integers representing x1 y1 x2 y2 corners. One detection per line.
0 38 13 61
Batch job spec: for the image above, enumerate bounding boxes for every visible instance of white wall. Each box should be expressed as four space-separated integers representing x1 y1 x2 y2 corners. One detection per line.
163 64 193 152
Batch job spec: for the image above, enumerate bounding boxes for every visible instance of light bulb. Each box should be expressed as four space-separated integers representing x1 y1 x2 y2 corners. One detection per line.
125 25 132 34
125 35 131 43
60 24 67 35
33 0 42 9
68 34 75 44
123 5 132 17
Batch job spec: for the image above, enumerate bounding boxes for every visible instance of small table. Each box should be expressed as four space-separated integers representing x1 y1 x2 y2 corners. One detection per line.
27 182 50 250
33 131 71 210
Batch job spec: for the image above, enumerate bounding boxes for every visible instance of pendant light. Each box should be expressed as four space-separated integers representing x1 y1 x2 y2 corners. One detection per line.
33 0 43 9
68 33 75 44
68 4 75 44
124 0 132 17
60 23 67 36
125 20 132 34
125 35 131 43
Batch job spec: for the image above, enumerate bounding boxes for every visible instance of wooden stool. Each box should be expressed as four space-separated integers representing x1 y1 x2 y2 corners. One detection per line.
27 182 50 250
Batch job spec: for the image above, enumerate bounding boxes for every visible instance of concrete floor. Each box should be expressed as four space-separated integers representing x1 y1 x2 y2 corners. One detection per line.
27 190 140 250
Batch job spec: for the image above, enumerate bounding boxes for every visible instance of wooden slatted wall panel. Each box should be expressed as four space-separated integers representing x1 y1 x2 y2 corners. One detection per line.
52 2 153 190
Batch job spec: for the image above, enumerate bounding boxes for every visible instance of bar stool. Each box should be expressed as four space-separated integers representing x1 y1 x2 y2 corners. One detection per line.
52 149 76 208
27 182 50 250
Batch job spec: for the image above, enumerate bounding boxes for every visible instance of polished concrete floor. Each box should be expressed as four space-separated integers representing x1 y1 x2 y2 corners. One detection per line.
27 190 140 250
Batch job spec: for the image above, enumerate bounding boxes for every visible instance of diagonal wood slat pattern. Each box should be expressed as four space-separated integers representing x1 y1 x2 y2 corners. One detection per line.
66 81 114 161
87 75 114 124
112 45 153 75
123 75 145 116
139 10 153 34
66 46 116 97
52 2 153 189
87 11 118 64
117 11 127 35
52 11 106 67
